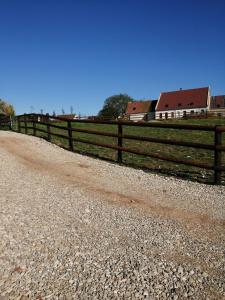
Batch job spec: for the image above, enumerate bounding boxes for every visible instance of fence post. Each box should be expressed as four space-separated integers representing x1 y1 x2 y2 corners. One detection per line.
68 120 74 151
117 122 123 163
33 120 36 136
9 116 12 130
24 114 28 134
18 116 21 133
32 115 37 136
46 114 51 142
214 126 222 185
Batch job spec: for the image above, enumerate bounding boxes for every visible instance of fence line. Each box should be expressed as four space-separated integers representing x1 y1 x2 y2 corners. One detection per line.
1 113 225 185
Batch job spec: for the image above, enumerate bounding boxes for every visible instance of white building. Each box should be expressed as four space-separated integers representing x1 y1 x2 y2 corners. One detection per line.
125 100 157 122
155 87 210 119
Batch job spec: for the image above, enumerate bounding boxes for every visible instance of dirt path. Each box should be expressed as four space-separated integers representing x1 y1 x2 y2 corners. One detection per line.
0 134 224 227
0 131 224 299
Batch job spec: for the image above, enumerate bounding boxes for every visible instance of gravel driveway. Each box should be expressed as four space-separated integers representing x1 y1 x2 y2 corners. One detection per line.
0 131 224 299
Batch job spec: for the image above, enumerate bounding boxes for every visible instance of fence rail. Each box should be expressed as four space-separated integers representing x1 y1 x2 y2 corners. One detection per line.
1 113 225 185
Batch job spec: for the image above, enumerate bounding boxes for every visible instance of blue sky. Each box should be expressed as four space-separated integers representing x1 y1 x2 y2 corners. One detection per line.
0 0 225 115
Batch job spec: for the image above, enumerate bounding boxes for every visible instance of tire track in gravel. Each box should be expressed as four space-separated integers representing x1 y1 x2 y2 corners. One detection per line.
0 135 224 234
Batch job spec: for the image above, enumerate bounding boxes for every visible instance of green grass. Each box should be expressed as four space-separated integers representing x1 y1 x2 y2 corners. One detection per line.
0 125 11 130
14 118 225 184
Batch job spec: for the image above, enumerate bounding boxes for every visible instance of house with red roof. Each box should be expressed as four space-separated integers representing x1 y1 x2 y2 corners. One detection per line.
125 100 157 121
209 95 225 116
155 87 210 119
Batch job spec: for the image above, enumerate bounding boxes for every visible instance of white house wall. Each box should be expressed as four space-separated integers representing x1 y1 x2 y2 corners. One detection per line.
128 112 155 121
155 108 207 120
129 113 147 121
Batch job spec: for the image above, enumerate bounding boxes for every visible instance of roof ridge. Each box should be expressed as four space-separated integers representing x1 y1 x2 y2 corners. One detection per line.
161 87 209 94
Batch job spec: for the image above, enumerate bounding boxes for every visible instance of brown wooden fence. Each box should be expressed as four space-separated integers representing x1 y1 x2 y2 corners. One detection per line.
0 115 12 129
1 113 225 185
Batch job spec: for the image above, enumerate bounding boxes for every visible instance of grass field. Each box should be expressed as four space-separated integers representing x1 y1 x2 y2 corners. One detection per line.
14 118 225 184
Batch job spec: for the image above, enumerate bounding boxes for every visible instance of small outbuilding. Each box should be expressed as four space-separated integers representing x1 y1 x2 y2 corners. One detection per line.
56 114 77 120
125 100 157 121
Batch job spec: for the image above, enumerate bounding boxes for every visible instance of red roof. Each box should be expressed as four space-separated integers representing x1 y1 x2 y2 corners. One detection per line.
156 87 209 111
126 101 152 114
210 95 225 109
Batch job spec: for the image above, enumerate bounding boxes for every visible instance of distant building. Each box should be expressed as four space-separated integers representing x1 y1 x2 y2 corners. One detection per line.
56 114 76 120
155 87 210 119
125 100 157 121
209 95 225 116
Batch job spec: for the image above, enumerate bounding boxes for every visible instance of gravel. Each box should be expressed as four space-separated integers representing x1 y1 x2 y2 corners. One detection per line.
0 131 224 299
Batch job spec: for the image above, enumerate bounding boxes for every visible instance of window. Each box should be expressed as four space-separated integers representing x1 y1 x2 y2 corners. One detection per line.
217 104 220 108
201 109 205 114
165 112 168 119
183 111 187 117
159 113 162 119
132 107 136 111
165 104 168 108
171 112 174 118
191 110 194 114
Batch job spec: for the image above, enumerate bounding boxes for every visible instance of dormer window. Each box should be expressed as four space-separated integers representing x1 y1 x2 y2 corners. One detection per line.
190 102 194 106
178 103 181 107
165 104 168 108
132 107 136 111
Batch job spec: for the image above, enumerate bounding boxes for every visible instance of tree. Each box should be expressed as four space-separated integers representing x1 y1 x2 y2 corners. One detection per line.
98 94 133 119
0 99 15 116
